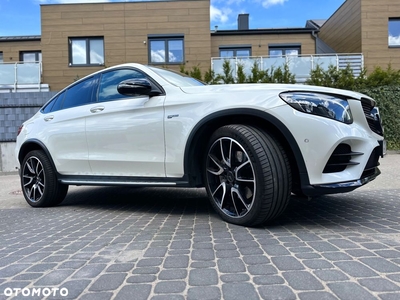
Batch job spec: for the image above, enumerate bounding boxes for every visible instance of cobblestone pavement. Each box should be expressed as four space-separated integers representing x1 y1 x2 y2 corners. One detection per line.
0 154 400 300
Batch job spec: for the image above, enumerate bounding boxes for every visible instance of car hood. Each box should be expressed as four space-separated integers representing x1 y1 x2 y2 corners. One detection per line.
179 83 372 101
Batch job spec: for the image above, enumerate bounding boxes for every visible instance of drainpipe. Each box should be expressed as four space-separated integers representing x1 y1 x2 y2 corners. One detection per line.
311 30 318 54
311 30 319 70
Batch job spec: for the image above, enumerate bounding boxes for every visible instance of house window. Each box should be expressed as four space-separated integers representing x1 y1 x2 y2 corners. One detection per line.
219 46 251 57
69 37 104 66
389 18 400 47
148 35 184 64
269 45 301 57
0 52 3 63
20 51 42 63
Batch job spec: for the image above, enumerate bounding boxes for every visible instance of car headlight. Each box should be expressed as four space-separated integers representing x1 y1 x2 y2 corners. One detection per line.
279 92 353 124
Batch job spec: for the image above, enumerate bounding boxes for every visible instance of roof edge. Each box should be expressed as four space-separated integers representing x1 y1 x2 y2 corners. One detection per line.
211 28 318 36
0 35 41 42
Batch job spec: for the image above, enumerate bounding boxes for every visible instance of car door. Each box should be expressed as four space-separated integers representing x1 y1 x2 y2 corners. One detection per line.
86 68 166 177
38 75 98 174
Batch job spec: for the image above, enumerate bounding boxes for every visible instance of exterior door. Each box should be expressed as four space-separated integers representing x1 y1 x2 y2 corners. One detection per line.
86 68 166 177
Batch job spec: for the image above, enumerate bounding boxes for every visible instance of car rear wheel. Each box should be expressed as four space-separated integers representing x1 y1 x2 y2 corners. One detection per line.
205 125 291 226
21 150 68 207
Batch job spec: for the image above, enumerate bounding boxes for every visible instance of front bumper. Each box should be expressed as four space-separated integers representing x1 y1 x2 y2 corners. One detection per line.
302 167 380 196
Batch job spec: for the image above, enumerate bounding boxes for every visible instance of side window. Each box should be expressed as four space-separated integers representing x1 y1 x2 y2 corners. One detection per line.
98 69 146 102
62 76 98 110
42 91 65 113
51 91 66 112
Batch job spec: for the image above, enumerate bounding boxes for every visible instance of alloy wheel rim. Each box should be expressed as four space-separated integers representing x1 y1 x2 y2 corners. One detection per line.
206 137 256 218
22 157 45 203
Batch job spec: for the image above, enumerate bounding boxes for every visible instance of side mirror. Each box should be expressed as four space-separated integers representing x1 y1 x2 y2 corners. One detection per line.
117 79 152 96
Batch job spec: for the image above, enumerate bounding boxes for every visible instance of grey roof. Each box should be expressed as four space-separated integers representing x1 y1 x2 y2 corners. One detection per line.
305 19 326 29
0 35 41 42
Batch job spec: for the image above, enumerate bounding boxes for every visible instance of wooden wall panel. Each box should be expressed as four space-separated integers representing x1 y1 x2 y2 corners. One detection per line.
361 0 400 71
40 0 211 91
319 0 362 53
0 40 41 63
319 0 400 72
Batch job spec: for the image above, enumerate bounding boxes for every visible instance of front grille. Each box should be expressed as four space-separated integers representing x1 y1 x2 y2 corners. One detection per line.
323 144 363 173
361 98 384 136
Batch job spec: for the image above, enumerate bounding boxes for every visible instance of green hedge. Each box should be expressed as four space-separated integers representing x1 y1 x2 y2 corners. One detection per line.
358 85 400 150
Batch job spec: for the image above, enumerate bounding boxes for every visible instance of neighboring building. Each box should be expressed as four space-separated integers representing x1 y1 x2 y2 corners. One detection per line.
0 36 41 64
40 0 211 91
318 0 400 72
0 0 399 91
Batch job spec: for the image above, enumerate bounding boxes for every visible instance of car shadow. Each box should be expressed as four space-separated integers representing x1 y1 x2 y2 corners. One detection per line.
60 186 395 228
61 186 214 217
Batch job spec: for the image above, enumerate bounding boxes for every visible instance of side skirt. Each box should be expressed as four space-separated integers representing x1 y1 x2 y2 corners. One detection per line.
58 174 190 187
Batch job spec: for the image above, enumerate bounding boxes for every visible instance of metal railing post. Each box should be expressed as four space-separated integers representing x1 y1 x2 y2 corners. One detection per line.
336 54 339 71
38 61 42 91
311 54 314 71
235 57 238 82
14 63 18 92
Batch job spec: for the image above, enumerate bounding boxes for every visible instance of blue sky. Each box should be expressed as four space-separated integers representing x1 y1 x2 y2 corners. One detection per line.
0 0 345 36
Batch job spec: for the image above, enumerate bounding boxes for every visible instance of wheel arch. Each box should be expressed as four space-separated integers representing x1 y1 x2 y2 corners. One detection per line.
18 139 58 177
183 108 309 190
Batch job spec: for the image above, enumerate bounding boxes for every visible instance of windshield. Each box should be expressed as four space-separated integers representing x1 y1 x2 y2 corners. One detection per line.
149 66 205 87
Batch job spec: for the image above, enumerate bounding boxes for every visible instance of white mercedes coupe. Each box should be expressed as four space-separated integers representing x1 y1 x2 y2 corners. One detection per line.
15 63 385 226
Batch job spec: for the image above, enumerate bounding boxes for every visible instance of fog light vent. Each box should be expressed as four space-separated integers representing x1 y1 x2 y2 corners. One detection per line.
323 144 363 173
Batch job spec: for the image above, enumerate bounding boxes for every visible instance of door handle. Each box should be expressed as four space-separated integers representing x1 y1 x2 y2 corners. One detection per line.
90 106 105 113
44 116 54 121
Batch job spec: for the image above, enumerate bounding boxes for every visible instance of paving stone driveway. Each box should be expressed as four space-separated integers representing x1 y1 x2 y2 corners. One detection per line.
0 154 400 300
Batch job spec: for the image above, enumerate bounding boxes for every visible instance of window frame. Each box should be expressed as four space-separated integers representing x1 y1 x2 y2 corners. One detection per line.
268 44 301 57
68 37 105 67
148 35 185 65
19 51 42 63
389 18 400 48
219 45 252 57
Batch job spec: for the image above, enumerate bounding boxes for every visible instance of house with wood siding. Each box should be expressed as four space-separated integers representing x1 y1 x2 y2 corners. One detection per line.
0 0 399 91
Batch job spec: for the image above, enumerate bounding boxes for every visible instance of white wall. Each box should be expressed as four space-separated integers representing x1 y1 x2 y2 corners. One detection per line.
1 142 18 172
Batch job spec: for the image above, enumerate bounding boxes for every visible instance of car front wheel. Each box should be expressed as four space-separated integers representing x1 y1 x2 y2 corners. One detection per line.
21 150 68 207
205 125 291 226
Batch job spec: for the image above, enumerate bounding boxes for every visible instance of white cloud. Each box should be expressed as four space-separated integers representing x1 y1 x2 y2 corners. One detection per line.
389 34 400 46
210 5 232 23
151 50 178 63
257 0 288 9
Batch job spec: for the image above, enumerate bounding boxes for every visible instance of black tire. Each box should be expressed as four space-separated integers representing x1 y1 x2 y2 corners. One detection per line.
21 150 68 207
204 125 291 226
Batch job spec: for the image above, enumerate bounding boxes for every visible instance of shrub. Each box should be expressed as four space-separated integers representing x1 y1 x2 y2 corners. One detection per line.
364 65 400 88
180 64 203 82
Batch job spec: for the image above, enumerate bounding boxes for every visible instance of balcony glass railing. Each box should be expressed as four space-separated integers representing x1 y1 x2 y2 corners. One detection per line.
211 53 364 83
0 62 42 91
